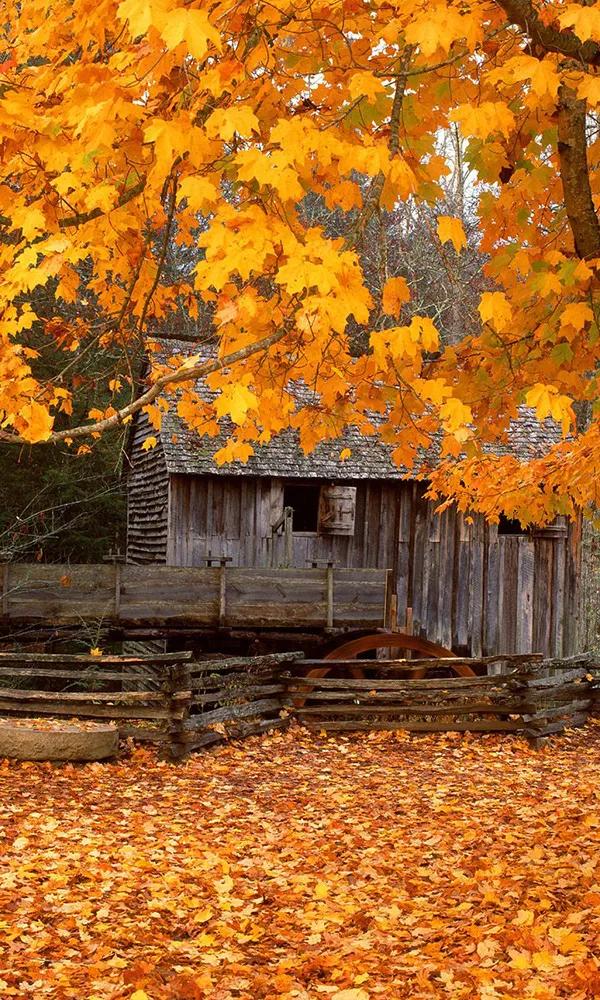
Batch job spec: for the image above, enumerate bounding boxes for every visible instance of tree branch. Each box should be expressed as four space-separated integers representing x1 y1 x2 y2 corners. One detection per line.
0 326 292 445
58 176 146 229
343 46 414 249
494 0 600 67
495 1 600 259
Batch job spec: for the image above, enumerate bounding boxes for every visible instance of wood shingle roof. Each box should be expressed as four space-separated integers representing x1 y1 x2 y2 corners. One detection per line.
152 339 563 480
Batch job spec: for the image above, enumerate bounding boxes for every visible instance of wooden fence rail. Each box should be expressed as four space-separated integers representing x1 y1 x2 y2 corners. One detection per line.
0 563 389 629
0 651 194 743
283 654 593 741
0 650 594 756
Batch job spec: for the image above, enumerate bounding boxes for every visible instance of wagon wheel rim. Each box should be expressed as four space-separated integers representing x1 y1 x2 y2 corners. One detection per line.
316 632 475 680
292 632 475 709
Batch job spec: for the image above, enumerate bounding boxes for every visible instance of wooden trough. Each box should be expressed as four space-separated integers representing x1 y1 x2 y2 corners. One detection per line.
0 719 118 761
0 563 390 630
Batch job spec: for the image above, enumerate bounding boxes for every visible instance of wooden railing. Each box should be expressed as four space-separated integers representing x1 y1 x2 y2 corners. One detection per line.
0 563 389 629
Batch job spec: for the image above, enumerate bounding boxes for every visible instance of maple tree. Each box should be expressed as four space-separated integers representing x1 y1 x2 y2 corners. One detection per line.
1 726 600 998
3 1 600 522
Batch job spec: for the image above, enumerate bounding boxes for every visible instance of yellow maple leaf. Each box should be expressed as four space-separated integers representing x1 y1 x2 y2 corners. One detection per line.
117 0 157 34
20 401 54 444
141 436 158 450
526 384 573 432
440 397 472 433
404 5 473 55
348 71 386 102
178 175 218 211
532 948 557 972
577 75 600 105
559 4 600 41
451 102 515 140
412 316 439 351
331 990 370 1000
382 276 411 316
84 183 119 213
340 448 351 460
214 383 258 425
560 302 594 331
508 947 531 971
506 55 560 99
513 908 535 926
11 203 47 240
416 378 451 405
314 881 329 899
381 156 417 208
214 440 255 465
159 7 221 60
478 291 512 332
437 215 467 253
206 107 259 142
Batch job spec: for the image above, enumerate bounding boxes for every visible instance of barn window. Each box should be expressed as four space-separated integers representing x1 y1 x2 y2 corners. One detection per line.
498 514 527 536
283 482 321 532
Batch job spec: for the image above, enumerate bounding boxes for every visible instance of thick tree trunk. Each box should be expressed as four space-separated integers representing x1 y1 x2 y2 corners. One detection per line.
495 1 600 262
557 85 600 261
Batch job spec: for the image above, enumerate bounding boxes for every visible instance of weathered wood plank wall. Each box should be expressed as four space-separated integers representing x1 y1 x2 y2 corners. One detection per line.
165 474 580 657
126 414 170 564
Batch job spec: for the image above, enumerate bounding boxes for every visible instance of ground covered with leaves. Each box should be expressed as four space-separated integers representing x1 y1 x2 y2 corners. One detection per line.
1 726 600 1000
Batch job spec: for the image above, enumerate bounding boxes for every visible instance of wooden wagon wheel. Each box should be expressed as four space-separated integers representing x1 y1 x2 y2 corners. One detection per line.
310 631 476 680
291 632 475 709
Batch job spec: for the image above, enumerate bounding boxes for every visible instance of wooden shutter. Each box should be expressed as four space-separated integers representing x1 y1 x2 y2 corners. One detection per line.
318 485 356 535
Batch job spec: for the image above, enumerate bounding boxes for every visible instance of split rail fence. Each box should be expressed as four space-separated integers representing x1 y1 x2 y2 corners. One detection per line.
284 654 593 740
0 650 595 757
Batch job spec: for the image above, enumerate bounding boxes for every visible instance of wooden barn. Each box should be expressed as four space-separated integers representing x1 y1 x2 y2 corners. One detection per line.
126 341 581 659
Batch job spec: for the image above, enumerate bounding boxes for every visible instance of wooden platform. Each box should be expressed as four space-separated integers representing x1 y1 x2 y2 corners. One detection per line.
0 563 390 629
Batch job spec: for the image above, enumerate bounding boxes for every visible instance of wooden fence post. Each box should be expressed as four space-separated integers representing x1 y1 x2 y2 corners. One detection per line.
165 659 192 759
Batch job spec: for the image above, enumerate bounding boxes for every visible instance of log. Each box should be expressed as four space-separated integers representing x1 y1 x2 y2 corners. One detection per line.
0 667 165 683
286 675 514 690
0 688 169 703
191 684 286 706
284 688 514 704
0 650 192 665
0 701 173 720
300 653 544 670
189 651 301 675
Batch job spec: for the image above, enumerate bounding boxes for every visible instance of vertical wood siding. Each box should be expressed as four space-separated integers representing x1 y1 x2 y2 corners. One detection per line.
157 472 580 656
